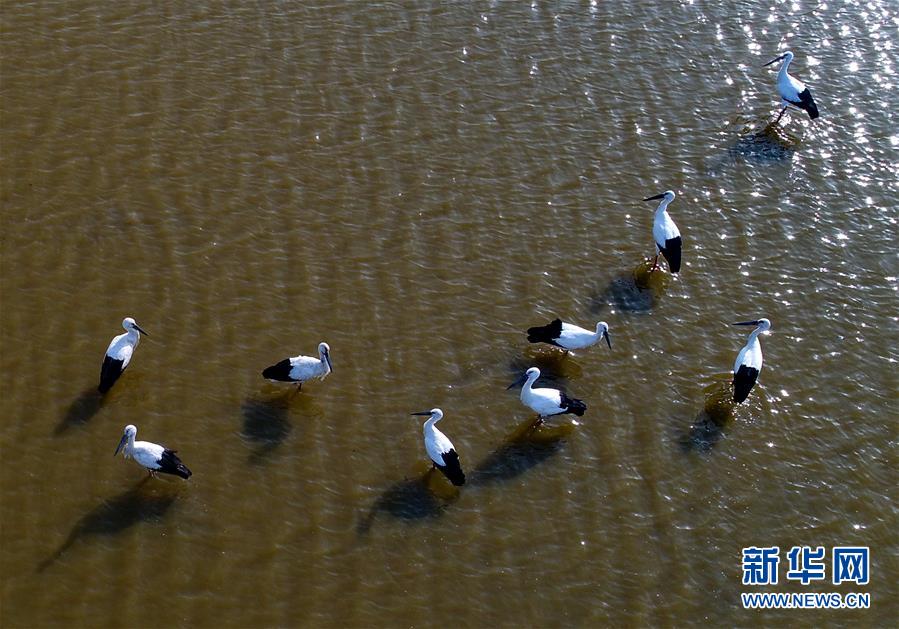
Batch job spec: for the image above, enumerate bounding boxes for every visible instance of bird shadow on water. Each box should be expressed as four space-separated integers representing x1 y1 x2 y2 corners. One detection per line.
355 418 574 537
589 261 669 315
468 416 574 486
356 467 459 537
711 117 800 172
507 351 582 388
678 381 738 453
37 478 179 573
54 388 105 436
240 392 295 464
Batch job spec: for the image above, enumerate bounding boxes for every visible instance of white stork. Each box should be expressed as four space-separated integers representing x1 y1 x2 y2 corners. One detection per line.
732 318 772 404
114 424 191 479
763 51 819 123
262 342 332 390
644 191 682 274
507 367 586 422
526 318 611 352
411 409 465 486
99 317 148 394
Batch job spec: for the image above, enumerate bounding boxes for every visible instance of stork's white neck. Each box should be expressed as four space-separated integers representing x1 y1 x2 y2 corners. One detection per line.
778 55 793 77
124 433 136 458
122 328 141 346
746 326 764 345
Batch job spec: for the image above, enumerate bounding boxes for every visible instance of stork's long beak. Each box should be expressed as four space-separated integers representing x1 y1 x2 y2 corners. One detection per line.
643 193 666 201
506 373 527 390
410 411 432 416
323 351 332 372
603 330 612 349
763 54 786 67
134 324 149 336
733 320 761 326
114 434 128 456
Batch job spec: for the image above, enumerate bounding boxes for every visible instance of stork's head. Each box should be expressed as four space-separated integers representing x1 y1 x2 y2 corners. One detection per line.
644 190 676 206
114 424 138 457
507 367 541 390
733 318 772 333
763 51 793 68
595 322 612 349
318 342 332 371
123 317 149 336
411 408 443 422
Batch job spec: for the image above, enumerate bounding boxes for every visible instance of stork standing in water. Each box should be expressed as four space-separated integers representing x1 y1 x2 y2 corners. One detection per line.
764 51 819 123
526 319 611 352
99 317 148 394
411 409 465 486
644 191 682 274
508 367 586 423
262 342 332 390
732 318 772 404
114 424 192 479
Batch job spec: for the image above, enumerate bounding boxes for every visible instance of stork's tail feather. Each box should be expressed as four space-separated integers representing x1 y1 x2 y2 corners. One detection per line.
442 466 466 486
262 358 293 381
797 88 819 119
526 318 563 344
560 393 587 416
733 365 760 404
567 400 587 416
662 237 682 274
438 450 466 486
160 450 192 479
98 356 124 394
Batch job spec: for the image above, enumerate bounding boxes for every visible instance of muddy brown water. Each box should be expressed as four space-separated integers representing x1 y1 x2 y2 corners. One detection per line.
1 1 896 627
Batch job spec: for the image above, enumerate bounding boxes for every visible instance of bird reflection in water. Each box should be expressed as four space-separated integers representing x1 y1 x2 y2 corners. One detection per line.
728 118 799 164
240 392 298 464
591 261 670 315
681 381 738 453
55 388 105 435
38 478 178 572
356 464 456 536
508 350 581 389
469 416 574 485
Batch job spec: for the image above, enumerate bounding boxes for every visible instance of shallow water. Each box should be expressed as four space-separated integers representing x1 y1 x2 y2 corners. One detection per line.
1 1 897 627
